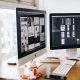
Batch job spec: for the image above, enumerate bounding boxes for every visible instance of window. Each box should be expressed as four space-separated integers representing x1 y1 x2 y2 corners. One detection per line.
0 8 17 61
0 0 36 6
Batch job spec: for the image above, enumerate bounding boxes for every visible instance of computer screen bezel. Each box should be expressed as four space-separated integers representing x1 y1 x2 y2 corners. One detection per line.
50 13 80 50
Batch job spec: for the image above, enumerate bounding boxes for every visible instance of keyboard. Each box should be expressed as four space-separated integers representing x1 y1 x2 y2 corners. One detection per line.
52 60 76 76
52 64 72 76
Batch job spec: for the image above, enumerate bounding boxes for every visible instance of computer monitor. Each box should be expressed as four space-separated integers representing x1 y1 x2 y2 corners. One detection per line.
16 8 46 66
50 13 80 58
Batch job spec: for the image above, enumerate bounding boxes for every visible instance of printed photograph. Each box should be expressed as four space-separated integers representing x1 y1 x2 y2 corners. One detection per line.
40 17 44 25
20 17 28 52
34 17 39 26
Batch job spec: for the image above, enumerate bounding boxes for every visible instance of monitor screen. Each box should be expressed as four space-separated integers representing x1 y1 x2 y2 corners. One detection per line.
16 8 46 59
50 13 80 50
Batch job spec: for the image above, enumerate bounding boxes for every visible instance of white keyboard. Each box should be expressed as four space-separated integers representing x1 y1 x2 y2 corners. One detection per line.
52 64 72 76
52 60 76 76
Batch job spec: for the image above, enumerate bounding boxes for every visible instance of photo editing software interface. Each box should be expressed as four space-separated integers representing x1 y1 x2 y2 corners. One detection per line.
50 13 80 49
16 8 46 59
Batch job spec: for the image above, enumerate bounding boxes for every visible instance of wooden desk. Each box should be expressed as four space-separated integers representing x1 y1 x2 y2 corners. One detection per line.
23 61 80 80
1 60 80 80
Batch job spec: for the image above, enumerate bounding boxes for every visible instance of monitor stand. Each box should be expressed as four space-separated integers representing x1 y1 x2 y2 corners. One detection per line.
66 48 78 60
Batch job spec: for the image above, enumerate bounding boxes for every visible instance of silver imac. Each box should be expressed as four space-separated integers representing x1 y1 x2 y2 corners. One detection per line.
16 8 46 66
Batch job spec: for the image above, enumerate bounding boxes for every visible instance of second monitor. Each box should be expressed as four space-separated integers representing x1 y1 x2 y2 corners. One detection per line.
50 13 80 58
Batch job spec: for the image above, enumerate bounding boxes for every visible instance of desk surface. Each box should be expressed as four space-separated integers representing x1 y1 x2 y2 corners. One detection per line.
1 58 80 80
1 61 80 80
19 61 80 80
43 62 80 80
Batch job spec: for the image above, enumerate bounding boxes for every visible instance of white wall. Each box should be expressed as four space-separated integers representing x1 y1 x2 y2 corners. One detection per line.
38 0 80 51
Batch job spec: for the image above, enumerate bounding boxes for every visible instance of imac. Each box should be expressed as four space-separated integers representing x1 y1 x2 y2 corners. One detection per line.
50 13 80 58
16 8 46 66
